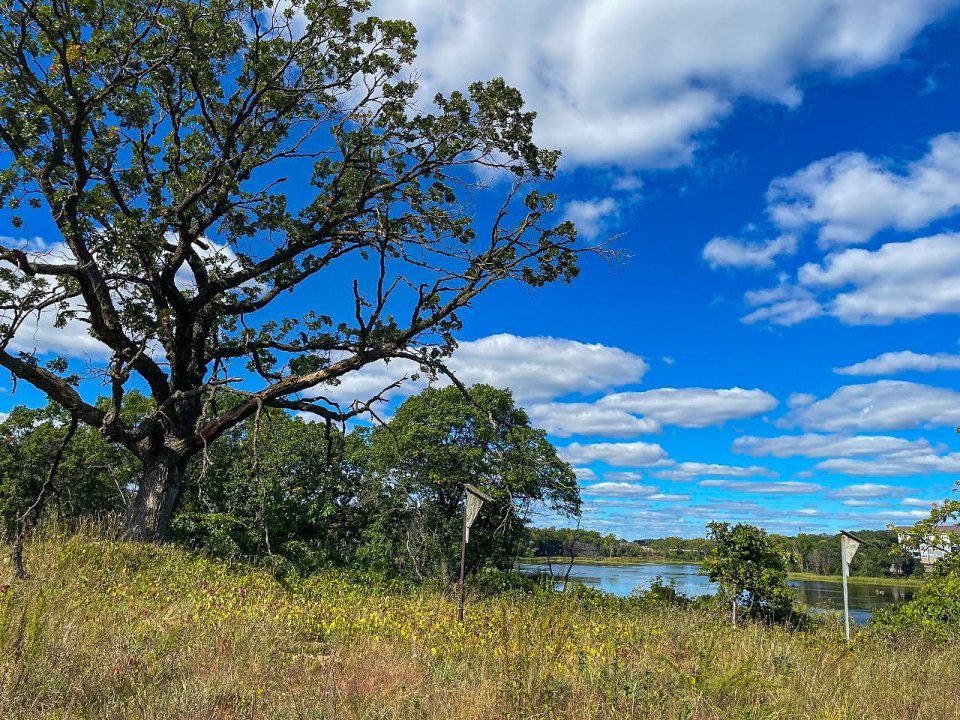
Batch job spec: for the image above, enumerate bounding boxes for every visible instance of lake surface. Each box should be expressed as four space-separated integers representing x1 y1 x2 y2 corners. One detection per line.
516 561 915 624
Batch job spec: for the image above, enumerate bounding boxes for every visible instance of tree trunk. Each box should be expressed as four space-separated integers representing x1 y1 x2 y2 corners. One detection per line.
12 525 26 579
125 450 187 543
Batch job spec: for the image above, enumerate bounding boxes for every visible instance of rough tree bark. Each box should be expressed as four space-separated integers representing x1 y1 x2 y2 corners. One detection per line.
125 450 188 543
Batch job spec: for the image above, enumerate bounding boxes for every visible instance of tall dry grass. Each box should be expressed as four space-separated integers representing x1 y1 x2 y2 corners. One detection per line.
1 524 958 719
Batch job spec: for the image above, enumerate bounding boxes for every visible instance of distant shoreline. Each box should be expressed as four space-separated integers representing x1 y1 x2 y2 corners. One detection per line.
515 556 923 586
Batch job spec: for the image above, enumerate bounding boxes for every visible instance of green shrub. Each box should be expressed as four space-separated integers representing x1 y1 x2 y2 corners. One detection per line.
870 570 960 641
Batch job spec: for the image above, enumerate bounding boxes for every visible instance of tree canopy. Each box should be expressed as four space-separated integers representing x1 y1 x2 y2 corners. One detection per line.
0 0 588 541
358 383 580 579
701 521 796 624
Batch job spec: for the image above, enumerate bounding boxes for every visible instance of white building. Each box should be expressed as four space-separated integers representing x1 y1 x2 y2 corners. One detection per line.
896 524 960 568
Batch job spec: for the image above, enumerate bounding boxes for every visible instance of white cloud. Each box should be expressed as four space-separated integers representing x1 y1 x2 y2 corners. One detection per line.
828 482 911 498
564 198 619 240
841 499 891 508
734 433 937 458
450 334 649 401
654 462 776 481
903 497 938 508
835 350 960 376
0 411 8 424
581 481 690 502
573 467 597 481
784 380 960 432
315 333 649 406
599 387 777 427
768 133 960 245
816 451 960 476
798 232 960 324
743 234 960 326
526 402 660 438
373 0 953 167
604 471 643 482
699 479 822 494
788 392 816 408
742 275 823 325
1 241 110 360
703 235 797 269
558 441 671 468
1 236 250 361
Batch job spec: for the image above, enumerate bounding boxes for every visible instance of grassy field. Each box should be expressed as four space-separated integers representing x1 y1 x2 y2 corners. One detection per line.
2 528 957 719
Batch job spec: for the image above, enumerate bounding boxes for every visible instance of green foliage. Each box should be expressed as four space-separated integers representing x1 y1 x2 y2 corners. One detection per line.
359 384 580 580
0 401 133 537
778 529 917 578
0 0 586 542
173 409 368 569
630 576 692 610
870 569 960 641
701 521 798 625
10 529 960 719
869 492 960 640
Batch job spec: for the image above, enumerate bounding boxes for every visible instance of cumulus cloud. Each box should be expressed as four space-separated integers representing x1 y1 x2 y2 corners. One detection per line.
581 481 690 502
525 402 660 438
564 198 619 240
768 133 960 245
598 387 777 427
797 232 960 324
744 231 960 327
834 350 960 375
372 0 953 167
654 462 777 482
741 275 822 325
734 433 937 458
1 240 110 360
604 471 643 482
816 451 960 476
315 333 649 406
827 482 912 498
699 479 822 494
557 441 671 468
784 380 960 432
2 236 250 361
902 497 938 507
703 235 797 269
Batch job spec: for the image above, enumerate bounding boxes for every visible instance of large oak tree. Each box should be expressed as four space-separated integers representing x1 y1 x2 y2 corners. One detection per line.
0 0 588 540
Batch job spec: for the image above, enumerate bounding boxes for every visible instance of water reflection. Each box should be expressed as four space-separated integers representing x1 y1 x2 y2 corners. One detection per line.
516 562 914 624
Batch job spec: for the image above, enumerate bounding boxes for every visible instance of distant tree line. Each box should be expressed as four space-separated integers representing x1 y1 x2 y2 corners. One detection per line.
522 526 920 579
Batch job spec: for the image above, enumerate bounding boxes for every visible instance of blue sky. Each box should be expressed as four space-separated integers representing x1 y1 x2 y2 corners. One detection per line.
4 1 960 538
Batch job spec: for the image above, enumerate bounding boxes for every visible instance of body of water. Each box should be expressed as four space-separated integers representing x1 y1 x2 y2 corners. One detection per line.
516 561 915 624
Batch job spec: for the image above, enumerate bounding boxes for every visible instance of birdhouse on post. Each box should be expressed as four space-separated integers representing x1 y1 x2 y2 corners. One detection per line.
458 484 494 622
839 530 868 642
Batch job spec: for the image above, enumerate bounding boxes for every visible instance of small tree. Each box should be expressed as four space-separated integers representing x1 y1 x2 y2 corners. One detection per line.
701 521 795 624
359 383 580 580
1 400 135 575
0 0 588 542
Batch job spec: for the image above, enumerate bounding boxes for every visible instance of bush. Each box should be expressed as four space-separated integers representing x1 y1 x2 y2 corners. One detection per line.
870 570 960 641
629 575 691 609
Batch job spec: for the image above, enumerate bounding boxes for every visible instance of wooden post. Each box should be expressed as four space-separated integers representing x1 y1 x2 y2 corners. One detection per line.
457 508 468 622
839 530 866 642
457 484 493 622
841 549 851 642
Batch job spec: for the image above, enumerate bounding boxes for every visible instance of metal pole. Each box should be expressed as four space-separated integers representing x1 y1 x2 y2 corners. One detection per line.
457 507 468 622
842 554 851 642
